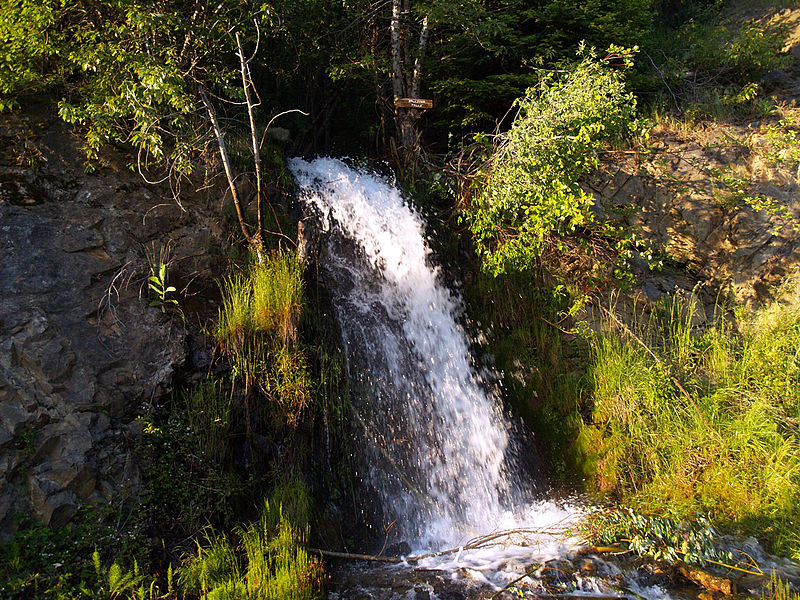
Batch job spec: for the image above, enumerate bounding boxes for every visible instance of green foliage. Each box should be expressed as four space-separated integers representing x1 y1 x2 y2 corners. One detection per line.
139 407 243 536
425 0 658 137
180 491 324 600
466 46 640 274
583 508 733 566
0 506 149 600
681 18 789 82
0 0 67 110
578 280 800 558
640 7 790 123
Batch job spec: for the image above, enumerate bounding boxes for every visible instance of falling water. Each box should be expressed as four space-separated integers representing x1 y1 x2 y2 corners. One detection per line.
287 159 753 600
290 157 533 550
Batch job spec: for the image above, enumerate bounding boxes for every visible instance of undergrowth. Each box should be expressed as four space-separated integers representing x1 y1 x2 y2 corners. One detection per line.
577 276 800 558
180 481 324 600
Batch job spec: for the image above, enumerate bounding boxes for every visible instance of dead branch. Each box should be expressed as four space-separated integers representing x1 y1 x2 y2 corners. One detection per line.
310 527 572 565
236 30 264 244
199 86 252 244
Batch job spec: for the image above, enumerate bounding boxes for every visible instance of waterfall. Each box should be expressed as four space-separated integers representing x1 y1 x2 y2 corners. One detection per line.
290 157 525 551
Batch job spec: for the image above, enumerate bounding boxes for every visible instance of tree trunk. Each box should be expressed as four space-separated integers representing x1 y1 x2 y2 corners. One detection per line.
389 1 430 160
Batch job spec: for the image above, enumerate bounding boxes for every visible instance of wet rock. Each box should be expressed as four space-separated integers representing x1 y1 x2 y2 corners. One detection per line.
385 542 412 557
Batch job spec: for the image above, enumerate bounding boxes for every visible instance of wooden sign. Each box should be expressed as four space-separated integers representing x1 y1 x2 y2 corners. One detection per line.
395 97 433 109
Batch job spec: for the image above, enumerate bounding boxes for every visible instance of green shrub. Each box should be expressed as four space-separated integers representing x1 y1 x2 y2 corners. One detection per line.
466 45 640 274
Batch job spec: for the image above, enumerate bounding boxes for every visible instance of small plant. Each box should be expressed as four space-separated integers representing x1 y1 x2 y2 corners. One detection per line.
214 251 311 424
145 242 180 314
764 572 800 600
583 508 733 567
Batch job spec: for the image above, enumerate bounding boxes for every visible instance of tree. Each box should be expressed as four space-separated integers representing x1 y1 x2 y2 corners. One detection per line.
390 0 430 157
23 0 278 252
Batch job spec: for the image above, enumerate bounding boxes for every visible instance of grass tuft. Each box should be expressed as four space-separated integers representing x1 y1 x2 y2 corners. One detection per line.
213 251 310 424
180 484 324 600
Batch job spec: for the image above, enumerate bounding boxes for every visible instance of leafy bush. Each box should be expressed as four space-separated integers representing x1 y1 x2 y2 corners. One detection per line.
466 45 640 274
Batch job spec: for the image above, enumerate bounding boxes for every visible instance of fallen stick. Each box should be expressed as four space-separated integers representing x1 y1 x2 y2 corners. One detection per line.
310 528 571 565
574 546 626 556
308 548 403 563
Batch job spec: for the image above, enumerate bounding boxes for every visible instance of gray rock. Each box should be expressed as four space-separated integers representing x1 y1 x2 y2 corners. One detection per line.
0 103 221 533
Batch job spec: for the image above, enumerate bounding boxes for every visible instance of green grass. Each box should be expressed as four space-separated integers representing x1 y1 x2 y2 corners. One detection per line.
215 252 304 354
578 277 800 558
251 253 303 346
765 572 800 600
180 483 323 600
214 251 310 424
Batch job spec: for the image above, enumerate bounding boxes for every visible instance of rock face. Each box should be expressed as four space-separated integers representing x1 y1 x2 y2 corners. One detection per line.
588 122 800 313
0 101 221 535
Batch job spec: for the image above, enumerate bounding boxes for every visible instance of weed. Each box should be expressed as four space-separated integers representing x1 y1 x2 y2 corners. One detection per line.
764 572 800 600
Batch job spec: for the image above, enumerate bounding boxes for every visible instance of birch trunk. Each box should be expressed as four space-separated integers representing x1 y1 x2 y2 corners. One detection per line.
200 87 251 244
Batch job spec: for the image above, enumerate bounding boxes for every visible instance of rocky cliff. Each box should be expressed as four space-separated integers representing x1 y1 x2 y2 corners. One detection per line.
0 100 222 535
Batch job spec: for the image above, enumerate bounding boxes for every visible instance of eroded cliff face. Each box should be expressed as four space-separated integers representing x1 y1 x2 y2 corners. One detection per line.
0 101 222 535
585 7 800 319
589 123 800 314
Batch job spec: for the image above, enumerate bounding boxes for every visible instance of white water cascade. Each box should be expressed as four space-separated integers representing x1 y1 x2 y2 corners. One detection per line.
289 157 568 553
